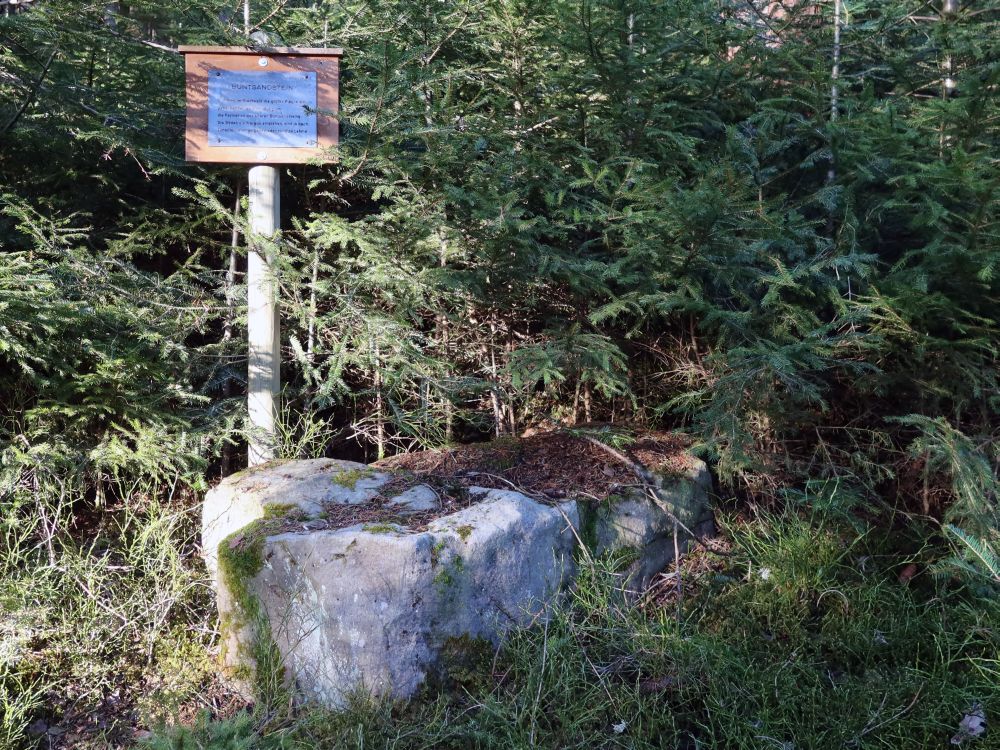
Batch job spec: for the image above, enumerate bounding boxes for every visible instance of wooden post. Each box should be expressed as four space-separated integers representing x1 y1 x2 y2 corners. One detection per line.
247 165 280 465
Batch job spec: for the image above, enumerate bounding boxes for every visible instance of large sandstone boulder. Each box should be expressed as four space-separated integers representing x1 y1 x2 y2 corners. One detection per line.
202 455 712 708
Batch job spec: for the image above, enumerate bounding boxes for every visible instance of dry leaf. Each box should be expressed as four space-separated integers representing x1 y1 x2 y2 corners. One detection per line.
898 563 918 583
951 703 986 745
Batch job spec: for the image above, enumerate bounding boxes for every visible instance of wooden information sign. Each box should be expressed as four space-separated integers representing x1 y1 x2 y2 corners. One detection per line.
179 46 342 164
179 46 343 465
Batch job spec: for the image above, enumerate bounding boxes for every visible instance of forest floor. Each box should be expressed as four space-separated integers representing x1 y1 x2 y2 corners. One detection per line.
374 429 695 500
8 437 999 750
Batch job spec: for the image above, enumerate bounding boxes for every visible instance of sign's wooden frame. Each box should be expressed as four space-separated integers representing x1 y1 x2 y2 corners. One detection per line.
179 46 342 164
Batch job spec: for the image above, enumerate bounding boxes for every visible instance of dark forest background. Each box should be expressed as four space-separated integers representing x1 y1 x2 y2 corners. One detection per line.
1 1 997 747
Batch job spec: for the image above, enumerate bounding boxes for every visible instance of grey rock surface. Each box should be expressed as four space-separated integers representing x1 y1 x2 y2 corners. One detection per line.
227 489 578 707
387 484 440 513
203 455 712 709
588 459 714 591
653 459 715 530
201 458 392 579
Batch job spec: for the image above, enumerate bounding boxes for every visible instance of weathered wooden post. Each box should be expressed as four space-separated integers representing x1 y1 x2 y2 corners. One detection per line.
180 45 341 465
246 164 281 463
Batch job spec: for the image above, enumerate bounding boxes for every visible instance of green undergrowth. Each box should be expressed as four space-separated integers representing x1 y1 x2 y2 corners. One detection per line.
0 483 218 750
142 510 999 749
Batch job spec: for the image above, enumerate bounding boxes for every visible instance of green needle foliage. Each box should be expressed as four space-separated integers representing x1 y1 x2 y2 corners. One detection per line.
1 0 998 746
5 0 996 491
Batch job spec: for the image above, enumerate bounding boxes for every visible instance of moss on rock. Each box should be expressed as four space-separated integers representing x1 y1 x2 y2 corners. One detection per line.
361 523 398 534
261 502 303 521
330 466 374 488
216 522 287 706
438 634 494 690
231 459 289 478
433 554 465 591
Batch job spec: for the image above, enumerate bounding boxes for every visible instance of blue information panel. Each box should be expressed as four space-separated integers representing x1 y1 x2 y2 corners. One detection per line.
207 70 317 147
